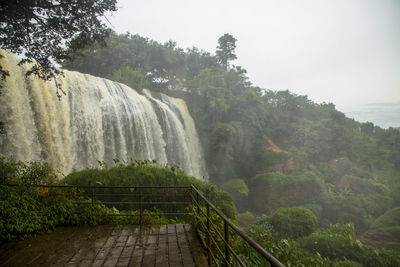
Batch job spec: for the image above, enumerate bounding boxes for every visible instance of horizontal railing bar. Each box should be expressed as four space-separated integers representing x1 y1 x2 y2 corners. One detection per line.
90 193 188 197
76 201 190 205
195 213 220 267
5 184 192 189
108 212 190 217
201 219 231 266
193 204 246 267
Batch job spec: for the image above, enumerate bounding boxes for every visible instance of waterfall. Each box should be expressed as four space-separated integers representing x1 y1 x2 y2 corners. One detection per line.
0 50 207 180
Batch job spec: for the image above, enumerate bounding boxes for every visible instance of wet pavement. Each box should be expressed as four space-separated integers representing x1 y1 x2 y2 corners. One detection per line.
0 224 208 267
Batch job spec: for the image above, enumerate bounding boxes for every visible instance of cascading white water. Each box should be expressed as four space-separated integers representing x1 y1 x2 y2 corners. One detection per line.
0 50 207 180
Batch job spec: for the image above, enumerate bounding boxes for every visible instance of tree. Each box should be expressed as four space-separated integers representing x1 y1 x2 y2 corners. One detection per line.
110 66 148 89
215 33 237 70
0 0 117 97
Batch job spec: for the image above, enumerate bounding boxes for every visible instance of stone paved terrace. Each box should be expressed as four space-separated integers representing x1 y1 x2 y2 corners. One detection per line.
0 224 208 267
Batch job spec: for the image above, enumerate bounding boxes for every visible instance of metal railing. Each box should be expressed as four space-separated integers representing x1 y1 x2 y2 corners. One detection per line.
7 184 192 223
6 184 284 266
190 185 284 267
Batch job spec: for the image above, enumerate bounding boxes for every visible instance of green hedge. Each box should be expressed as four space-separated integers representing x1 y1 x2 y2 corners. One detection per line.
62 160 237 219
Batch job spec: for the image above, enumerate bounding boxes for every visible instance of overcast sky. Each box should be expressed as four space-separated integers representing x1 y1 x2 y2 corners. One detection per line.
106 0 400 128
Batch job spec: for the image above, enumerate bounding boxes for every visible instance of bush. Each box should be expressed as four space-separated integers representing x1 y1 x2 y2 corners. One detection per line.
238 211 256 227
62 160 237 219
221 178 249 212
371 207 400 229
245 217 340 266
0 185 111 241
269 206 318 239
0 157 57 185
300 223 400 267
221 178 248 196
249 171 323 213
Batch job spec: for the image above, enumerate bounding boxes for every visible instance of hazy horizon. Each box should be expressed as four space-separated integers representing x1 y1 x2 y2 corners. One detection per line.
105 0 400 128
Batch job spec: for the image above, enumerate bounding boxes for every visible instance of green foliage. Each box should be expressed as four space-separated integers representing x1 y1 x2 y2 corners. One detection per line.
371 207 400 230
221 178 248 197
215 33 237 70
247 214 274 239
1 158 221 242
110 65 148 89
62 32 400 257
0 0 117 98
269 207 318 239
0 184 111 241
0 158 113 241
245 220 400 266
237 211 256 227
249 172 323 213
0 157 57 185
63 32 217 91
62 160 237 220
322 175 393 232
245 219 339 266
300 223 400 267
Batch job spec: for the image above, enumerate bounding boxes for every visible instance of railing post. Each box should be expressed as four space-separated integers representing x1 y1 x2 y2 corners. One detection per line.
91 188 94 206
196 191 200 219
139 187 142 225
189 186 193 222
224 220 230 265
190 186 193 206
207 202 211 266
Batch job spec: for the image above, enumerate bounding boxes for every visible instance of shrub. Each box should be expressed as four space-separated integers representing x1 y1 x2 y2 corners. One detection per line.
0 185 110 241
245 218 339 266
238 211 256 227
300 223 400 267
221 178 248 196
371 207 400 229
62 161 237 219
221 178 249 212
249 171 323 213
269 206 318 239
0 157 57 185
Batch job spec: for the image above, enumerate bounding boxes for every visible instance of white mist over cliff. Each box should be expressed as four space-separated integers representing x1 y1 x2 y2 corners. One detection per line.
0 51 207 180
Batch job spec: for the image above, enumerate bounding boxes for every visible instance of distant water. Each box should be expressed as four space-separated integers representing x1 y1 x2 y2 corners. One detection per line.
0 50 208 179
342 103 400 129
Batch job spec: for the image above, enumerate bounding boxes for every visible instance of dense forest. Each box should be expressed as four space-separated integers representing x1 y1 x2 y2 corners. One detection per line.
61 32 400 253
1 0 398 264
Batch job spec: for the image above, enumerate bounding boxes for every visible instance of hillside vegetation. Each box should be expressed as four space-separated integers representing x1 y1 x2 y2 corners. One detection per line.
61 32 400 264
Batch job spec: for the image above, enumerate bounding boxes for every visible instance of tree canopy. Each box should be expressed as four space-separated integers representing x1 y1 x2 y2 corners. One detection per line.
216 33 237 70
0 0 117 96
